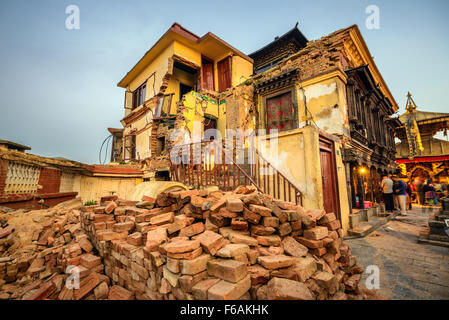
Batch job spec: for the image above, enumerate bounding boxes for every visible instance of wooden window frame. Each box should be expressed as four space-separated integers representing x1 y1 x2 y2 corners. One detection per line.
262 87 298 133
132 82 147 110
154 94 175 119
123 132 137 161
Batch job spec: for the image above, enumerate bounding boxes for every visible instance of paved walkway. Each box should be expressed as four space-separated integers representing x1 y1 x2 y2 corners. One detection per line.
346 206 449 300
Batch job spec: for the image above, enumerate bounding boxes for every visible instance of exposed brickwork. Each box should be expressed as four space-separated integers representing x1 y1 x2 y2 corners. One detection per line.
0 159 8 194
37 167 61 194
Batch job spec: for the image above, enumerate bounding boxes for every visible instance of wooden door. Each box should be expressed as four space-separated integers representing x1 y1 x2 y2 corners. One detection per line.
201 57 214 91
319 137 340 219
217 56 231 92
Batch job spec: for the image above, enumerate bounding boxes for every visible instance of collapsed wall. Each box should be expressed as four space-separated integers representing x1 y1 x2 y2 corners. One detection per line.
0 187 387 300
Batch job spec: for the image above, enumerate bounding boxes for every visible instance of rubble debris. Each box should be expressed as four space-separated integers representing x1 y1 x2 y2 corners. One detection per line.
0 189 385 300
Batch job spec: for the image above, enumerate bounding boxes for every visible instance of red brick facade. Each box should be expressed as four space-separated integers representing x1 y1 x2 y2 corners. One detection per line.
37 167 61 194
0 159 8 194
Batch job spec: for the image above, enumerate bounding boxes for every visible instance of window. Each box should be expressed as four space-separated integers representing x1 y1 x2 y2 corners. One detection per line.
217 56 232 92
265 90 297 132
124 134 136 160
155 94 174 118
132 82 147 109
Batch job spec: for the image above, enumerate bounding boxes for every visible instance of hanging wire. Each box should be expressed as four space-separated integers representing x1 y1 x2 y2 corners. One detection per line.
99 135 113 164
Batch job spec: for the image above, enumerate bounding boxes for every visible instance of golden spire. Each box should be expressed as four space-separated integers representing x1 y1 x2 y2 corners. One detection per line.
405 92 418 113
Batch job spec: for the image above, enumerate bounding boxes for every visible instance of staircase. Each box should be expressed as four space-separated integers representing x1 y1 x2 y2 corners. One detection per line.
168 141 303 205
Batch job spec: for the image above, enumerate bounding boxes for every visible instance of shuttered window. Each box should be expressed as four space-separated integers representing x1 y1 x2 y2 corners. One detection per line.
265 91 297 132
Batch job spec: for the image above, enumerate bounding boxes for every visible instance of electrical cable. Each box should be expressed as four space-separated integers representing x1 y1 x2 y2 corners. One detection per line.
99 135 113 164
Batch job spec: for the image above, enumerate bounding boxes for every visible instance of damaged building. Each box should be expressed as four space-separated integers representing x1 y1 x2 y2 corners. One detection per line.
113 23 400 233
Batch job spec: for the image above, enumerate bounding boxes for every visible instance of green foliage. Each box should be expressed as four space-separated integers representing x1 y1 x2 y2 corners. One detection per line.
84 200 97 206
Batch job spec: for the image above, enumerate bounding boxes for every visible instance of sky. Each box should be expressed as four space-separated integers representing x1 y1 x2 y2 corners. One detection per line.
0 0 448 164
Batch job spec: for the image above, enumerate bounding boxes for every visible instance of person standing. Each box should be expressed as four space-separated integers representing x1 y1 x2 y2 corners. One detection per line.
424 180 439 206
381 175 394 213
392 176 407 215
415 178 425 205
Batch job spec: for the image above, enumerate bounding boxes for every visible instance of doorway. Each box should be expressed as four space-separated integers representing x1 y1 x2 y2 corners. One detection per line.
179 83 193 101
319 136 340 220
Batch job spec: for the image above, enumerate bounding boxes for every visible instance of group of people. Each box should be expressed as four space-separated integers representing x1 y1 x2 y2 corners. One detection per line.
380 175 448 215
412 178 448 206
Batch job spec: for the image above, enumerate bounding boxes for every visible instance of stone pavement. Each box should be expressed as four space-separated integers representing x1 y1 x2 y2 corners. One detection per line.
346 206 449 300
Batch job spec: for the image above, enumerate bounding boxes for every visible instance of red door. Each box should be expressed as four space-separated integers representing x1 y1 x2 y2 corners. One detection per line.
217 56 231 92
319 137 340 219
201 57 214 91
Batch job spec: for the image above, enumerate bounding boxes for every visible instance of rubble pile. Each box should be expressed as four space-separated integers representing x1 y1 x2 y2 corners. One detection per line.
0 187 386 300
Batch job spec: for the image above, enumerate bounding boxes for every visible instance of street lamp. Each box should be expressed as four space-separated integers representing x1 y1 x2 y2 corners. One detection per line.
359 167 367 208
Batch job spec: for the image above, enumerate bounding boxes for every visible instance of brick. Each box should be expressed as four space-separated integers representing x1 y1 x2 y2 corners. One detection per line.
281 236 308 257
266 277 315 300
164 239 200 253
312 247 327 256
108 285 134 300
318 213 336 225
192 278 221 300
312 271 338 293
145 227 167 251
93 214 114 223
163 265 180 287
112 221 134 233
167 247 203 260
166 257 180 273
150 212 174 226
207 275 251 300
294 236 324 249
231 218 248 231
247 265 270 285
292 257 317 282
127 232 142 246
250 225 275 236
179 222 204 237
229 233 258 246
80 254 101 269
243 207 261 224
25 281 56 300
226 198 244 212
248 204 272 217
196 230 224 255
207 259 247 283
326 219 341 231
210 197 227 212
278 222 292 236
257 255 294 270
104 201 118 214
180 254 211 275
216 244 250 258
303 226 328 240
94 282 109 299
256 235 281 246
73 272 101 300
262 216 279 228
179 271 208 292
218 207 238 218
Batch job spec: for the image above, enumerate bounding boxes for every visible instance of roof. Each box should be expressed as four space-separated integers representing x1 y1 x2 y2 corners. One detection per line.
399 111 449 124
0 139 31 151
252 24 398 111
396 137 449 159
249 23 308 58
118 23 253 88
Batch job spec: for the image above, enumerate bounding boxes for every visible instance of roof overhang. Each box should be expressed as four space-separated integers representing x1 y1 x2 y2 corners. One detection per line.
118 23 253 88
348 25 399 111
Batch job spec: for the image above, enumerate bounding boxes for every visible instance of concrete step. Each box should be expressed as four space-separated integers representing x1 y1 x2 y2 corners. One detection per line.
346 212 399 239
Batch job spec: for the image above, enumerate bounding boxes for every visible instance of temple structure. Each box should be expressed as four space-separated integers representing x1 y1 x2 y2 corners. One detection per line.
396 93 449 183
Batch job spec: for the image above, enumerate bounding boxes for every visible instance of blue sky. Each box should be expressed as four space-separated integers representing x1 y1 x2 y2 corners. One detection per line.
0 0 448 163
